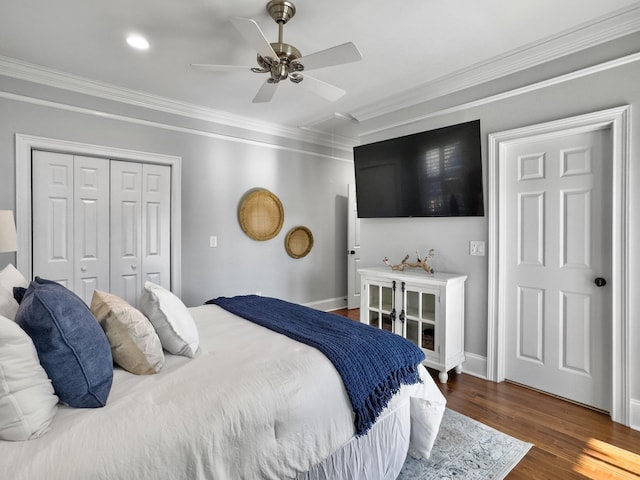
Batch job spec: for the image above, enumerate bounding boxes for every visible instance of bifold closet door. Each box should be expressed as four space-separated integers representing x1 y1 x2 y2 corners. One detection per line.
32 151 110 305
140 163 171 288
110 161 170 306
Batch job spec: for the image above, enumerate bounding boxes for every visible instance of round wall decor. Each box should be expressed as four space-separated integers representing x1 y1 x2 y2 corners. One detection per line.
238 188 284 241
285 226 313 259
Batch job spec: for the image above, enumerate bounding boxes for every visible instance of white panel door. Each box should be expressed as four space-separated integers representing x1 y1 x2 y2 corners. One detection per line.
32 151 74 288
141 163 171 289
347 184 361 309
504 128 612 411
110 160 142 306
74 156 110 305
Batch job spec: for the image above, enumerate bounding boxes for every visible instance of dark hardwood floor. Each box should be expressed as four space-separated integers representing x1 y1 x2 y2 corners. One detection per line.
333 308 640 479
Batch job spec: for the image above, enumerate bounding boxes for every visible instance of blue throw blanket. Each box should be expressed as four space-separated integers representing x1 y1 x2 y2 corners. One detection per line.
207 295 425 436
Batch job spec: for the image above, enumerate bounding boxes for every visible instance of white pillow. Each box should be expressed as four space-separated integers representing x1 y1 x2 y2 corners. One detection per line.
0 314 59 441
139 281 199 358
0 264 28 320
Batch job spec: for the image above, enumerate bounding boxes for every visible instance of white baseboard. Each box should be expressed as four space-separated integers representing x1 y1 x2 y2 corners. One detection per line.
461 352 487 380
306 296 348 312
630 399 640 431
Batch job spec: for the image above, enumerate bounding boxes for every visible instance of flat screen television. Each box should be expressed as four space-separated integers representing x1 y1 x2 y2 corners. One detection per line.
353 119 484 218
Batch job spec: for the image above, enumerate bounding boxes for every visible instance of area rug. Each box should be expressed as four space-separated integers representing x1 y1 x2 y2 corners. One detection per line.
398 408 532 480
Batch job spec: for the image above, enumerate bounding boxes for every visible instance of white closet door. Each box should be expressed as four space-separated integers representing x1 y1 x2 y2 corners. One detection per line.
110 160 143 306
141 164 171 289
32 151 74 287
74 156 110 305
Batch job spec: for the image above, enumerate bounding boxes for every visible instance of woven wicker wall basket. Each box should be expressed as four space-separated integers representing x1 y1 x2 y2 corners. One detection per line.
285 226 313 259
238 188 284 241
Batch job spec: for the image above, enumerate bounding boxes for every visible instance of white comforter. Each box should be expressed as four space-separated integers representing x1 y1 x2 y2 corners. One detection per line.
2 304 445 480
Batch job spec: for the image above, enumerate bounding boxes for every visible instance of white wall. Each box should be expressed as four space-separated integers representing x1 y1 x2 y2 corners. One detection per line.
0 79 355 309
356 44 640 422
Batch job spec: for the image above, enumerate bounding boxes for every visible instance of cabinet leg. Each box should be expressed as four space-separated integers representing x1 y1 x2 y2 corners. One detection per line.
455 364 463 374
438 371 448 383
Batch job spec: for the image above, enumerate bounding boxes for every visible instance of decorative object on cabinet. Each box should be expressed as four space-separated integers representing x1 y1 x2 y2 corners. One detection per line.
359 266 467 383
238 188 284 241
0 211 17 253
285 226 313 258
382 249 435 274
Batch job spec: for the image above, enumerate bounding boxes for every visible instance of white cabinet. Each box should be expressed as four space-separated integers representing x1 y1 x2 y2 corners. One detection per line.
359 267 467 383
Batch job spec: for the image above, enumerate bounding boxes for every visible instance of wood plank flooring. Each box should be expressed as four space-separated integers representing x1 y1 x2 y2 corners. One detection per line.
333 308 640 479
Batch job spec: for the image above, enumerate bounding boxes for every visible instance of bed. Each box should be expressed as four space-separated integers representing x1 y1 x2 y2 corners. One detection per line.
0 273 446 480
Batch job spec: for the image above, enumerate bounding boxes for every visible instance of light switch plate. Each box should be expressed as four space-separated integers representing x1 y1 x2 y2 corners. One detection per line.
469 240 485 256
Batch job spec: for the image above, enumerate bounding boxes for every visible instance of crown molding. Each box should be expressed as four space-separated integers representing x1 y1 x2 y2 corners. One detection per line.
358 52 640 137
0 90 354 164
351 3 640 122
0 55 355 152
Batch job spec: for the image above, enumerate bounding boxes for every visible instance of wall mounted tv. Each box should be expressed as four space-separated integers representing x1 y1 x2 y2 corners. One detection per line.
353 119 484 218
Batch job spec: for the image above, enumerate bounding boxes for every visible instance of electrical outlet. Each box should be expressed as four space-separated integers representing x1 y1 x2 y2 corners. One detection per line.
469 240 485 256
209 236 217 248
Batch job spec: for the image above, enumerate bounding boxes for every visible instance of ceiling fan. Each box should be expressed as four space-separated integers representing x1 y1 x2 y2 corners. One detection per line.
191 0 362 103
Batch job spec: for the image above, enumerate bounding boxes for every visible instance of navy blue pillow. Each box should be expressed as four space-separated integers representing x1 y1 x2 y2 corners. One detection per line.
14 277 113 408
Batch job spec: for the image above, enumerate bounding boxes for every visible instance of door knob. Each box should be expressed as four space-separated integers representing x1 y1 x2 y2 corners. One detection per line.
131 264 137 270
349 250 356 255
80 266 87 272
594 277 606 287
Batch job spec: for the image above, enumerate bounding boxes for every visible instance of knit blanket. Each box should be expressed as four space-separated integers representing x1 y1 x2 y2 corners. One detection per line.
207 295 425 435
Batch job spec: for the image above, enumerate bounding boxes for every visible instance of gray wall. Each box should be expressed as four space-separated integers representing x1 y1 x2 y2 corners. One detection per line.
0 81 355 309
357 53 640 408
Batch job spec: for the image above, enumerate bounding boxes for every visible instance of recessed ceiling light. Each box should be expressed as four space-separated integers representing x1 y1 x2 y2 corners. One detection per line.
126 34 149 50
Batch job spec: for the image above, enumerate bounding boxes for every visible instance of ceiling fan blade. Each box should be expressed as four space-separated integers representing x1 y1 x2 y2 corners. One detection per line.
298 75 346 102
297 42 362 71
252 80 278 103
230 17 278 61
191 64 252 72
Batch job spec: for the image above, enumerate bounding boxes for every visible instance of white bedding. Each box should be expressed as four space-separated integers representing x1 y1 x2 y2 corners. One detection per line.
1 304 445 480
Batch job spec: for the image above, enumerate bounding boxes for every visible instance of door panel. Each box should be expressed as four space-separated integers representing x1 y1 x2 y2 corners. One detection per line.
32 151 74 285
504 128 611 411
517 286 544 363
347 184 361 309
111 161 142 306
141 164 171 289
74 156 110 305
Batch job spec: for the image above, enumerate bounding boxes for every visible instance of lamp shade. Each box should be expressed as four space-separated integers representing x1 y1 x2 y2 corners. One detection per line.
0 210 17 253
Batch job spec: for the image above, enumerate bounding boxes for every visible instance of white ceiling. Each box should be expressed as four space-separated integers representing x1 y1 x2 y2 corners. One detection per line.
1 0 639 136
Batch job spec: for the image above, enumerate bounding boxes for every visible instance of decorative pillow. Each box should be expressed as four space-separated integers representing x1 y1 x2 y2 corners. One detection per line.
14 277 113 408
0 264 28 320
140 281 199 357
91 290 165 375
0 314 59 441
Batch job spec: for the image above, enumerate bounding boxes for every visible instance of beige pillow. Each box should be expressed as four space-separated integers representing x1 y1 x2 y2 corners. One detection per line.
90 290 164 375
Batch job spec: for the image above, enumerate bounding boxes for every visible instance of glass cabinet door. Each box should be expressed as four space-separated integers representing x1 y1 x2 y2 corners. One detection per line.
367 281 395 332
402 285 438 354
